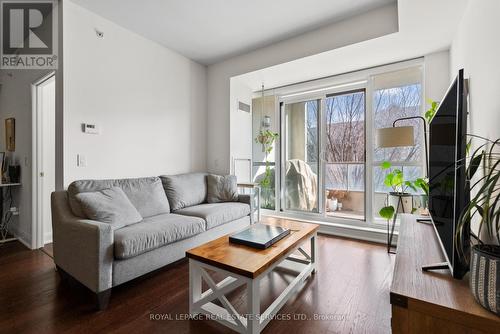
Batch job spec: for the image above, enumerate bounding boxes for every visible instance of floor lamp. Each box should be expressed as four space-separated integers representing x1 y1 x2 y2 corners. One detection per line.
378 116 429 176
376 116 429 253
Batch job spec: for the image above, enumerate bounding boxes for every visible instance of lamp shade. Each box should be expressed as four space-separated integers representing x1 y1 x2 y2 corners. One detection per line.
376 126 415 148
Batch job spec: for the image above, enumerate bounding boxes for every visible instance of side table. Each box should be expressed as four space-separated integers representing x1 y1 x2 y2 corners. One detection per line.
0 183 21 244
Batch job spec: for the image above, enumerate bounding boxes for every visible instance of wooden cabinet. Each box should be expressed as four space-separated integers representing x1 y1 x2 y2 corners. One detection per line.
390 215 500 333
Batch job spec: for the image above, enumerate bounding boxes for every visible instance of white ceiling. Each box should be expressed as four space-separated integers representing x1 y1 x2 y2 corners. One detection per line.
71 0 395 65
234 0 469 91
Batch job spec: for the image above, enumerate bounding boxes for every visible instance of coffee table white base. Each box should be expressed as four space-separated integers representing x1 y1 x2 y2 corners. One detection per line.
189 232 317 334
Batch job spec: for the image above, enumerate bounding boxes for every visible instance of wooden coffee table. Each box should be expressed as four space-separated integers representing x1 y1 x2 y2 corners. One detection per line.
186 218 319 334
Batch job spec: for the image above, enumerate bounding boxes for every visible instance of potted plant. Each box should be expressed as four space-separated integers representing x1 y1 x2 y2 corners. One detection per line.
255 129 279 209
326 190 338 211
379 161 428 214
326 190 348 212
456 137 500 315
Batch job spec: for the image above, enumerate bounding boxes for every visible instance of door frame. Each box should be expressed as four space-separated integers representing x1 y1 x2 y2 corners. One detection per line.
31 71 55 249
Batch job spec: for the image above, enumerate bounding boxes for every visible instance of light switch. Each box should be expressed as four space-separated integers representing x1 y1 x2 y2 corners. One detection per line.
77 154 87 167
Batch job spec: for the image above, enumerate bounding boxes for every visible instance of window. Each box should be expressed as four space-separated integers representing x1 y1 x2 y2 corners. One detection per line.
372 67 424 219
373 84 422 162
258 61 424 228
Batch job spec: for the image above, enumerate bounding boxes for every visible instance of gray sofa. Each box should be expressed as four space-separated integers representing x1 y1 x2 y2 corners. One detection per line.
51 172 252 309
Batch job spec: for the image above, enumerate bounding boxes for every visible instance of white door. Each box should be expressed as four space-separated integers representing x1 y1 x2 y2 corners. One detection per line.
35 74 56 246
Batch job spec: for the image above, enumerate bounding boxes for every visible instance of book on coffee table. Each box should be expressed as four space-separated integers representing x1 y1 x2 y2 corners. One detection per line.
229 224 290 249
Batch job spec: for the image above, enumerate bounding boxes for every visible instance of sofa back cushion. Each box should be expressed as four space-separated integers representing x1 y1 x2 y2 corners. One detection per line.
68 177 170 218
160 173 207 211
75 187 143 230
207 174 239 203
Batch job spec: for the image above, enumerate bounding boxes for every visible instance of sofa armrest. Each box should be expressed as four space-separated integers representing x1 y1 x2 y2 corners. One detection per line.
238 194 252 205
51 191 113 293
238 194 256 224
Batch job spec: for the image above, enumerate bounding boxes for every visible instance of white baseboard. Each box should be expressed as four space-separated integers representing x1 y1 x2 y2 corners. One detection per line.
318 223 397 245
263 213 397 246
44 232 53 245
12 229 33 249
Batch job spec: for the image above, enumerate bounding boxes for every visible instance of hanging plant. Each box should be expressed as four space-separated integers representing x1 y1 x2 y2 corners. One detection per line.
255 129 279 208
256 129 279 153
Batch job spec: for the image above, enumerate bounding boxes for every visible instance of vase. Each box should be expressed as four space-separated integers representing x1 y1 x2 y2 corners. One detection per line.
328 199 338 211
470 244 500 315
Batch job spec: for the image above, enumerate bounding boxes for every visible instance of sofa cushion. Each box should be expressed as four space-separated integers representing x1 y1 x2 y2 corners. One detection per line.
207 174 238 203
75 187 143 230
160 173 207 211
114 213 205 259
68 177 170 218
175 202 250 230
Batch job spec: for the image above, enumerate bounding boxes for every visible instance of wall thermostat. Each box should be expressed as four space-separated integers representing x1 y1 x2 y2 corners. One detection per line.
82 123 99 134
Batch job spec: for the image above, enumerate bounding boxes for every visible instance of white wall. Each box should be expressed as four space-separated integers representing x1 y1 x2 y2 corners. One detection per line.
424 50 450 103
450 0 500 141
450 0 500 239
63 1 207 185
229 79 253 182
207 4 398 173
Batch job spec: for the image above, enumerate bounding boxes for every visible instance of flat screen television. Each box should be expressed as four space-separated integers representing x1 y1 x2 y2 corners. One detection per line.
428 68 469 279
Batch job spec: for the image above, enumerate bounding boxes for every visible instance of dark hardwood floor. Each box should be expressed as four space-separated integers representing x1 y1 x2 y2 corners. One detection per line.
0 234 394 334
41 243 53 258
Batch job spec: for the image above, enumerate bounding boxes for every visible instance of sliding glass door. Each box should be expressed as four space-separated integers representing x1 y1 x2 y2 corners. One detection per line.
282 99 320 213
280 90 366 220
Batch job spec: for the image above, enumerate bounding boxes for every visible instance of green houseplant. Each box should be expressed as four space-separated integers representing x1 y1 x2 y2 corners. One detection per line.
255 129 279 209
378 161 428 220
425 99 439 123
455 136 500 315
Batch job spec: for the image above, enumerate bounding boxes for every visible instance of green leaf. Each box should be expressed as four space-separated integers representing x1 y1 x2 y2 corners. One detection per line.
415 178 429 196
468 152 483 180
411 208 417 214
384 173 394 188
405 181 417 192
381 161 391 170
424 99 439 122
393 170 403 187
466 139 472 155
379 206 395 220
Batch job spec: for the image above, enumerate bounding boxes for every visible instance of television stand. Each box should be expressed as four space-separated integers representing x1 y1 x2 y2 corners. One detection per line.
422 262 449 272
390 214 500 333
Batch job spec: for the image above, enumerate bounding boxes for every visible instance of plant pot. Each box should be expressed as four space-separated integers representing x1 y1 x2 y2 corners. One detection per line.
470 244 500 315
388 192 413 213
327 198 338 211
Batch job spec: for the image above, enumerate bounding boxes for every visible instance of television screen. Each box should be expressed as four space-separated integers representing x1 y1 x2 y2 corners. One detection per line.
428 69 468 279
